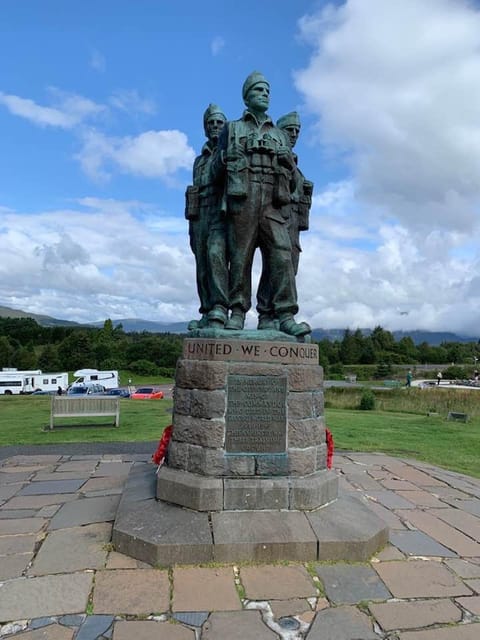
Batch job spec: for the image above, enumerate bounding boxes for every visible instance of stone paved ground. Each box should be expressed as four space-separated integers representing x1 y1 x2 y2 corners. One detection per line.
0 451 479 639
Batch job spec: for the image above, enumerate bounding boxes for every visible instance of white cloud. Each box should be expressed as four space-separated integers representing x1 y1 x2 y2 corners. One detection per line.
0 89 104 128
295 0 480 233
211 36 225 56
0 200 198 324
77 129 195 181
109 89 156 115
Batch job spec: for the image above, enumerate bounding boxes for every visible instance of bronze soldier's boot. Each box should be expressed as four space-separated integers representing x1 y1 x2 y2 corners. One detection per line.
207 305 227 327
225 308 245 330
188 314 208 330
278 314 311 337
257 314 277 330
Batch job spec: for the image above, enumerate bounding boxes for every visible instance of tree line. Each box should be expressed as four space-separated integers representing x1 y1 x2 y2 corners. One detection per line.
0 318 478 378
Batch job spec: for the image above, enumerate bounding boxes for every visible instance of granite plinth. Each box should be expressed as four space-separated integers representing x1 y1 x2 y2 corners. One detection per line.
114 464 388 566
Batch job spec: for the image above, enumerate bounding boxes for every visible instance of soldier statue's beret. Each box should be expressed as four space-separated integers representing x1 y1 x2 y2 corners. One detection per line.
277 111 301 129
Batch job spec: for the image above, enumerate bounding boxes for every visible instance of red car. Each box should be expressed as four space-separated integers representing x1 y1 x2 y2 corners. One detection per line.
131 387 164 400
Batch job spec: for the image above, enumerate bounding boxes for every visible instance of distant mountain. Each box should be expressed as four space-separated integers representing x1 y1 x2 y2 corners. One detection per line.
89 318 190 333
0 305 81 327
1 305 478 343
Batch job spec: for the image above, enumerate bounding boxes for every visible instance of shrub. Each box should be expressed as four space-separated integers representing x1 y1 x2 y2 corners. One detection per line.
359 388 376 410
128 359 158 376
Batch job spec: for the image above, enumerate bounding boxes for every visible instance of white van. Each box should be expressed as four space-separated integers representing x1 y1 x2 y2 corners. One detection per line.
72 369 119 390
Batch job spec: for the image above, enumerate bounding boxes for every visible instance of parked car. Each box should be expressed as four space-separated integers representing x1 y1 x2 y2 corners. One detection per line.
131 387 164 400
103 388 130 398
67 383 106 396
31 389 57 395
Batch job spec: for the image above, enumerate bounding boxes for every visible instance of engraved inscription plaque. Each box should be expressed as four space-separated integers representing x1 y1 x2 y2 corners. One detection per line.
226 375 287 454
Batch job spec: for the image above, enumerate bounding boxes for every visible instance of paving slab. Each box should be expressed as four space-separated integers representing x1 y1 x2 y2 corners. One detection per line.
380 478 419 491
33 471 92 482
105 550 152 569
374 559 472 598
0 532 37 555
92 461 132 477
0 470 33 484
18 479 87 495
0 482 25 501
173 567 241 611
398 623 480 639
0 572 93 620
396 490 447 507
2 456 60 466
48 494 120 529
240 565 316 600
373 544 405 561
382 464 447 487
112 620 195 639
0 508 38 518
428 508 480 541
456 595 480 615
369 599 462 631
364 499 408 529
75 614 114 640
92 569 170 615
10 624 75 638
0 517 46 534
341 471 384 492
390 530 458 557
28 522 111 575
367 490 416 509
211 510 317 563
305 605 378 639
55 461 98 473
400 509 480 556
314 563 390 604
4 494 79 509
465 578 480 592
79 475 127 494
445 558 480 578
0 552 34 579
173 611 209 627
201 611 279 639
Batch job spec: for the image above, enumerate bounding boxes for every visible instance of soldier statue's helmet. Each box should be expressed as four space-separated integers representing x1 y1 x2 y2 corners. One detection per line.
277 111 301 130
242 71 270 102
203 103 226 135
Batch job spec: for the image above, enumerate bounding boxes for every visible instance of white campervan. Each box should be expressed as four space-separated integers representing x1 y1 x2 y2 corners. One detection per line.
72 369 119 390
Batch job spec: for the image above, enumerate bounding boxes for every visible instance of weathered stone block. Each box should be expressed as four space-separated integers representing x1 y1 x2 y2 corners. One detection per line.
255 454 289 476
289 470 338 510
316 443 327 470
176 359 227 390
191 389 225 419
173 387 192 415
313 390 324 417
288 447 317 476
288 365 323 391
167 441 189 471
188 445 225 477
288 417 324 448
224 478 289 510
173 415 225 449
224 455 256 476
288 392 314 419
156 467 223 511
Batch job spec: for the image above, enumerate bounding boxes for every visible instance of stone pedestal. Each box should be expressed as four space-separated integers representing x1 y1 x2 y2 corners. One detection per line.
156 337 338 511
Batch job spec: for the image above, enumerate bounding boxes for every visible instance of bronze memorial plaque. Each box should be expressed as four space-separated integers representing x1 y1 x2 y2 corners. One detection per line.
226 375 287 453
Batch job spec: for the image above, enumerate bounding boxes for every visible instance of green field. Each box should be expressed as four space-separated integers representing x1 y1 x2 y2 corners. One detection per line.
0 388 479 478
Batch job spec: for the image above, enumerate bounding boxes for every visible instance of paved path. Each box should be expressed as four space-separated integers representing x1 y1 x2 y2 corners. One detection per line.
0 450 479 639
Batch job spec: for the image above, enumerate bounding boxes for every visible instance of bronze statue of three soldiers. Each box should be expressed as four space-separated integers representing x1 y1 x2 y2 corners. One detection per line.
185 71 313 338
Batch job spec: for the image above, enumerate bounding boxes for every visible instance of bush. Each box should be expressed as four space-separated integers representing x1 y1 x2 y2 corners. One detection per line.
359 388 376 410
442 365 470 380
128 359 158 376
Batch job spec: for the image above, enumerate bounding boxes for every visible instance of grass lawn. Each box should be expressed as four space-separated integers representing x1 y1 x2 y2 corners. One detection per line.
0 395 172 445
326 408 480 479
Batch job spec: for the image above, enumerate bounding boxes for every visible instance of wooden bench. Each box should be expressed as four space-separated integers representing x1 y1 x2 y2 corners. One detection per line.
49 396 120 430
447 411 469 423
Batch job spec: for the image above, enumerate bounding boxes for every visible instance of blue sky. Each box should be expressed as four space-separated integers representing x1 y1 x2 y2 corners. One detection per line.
1 0 480 336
